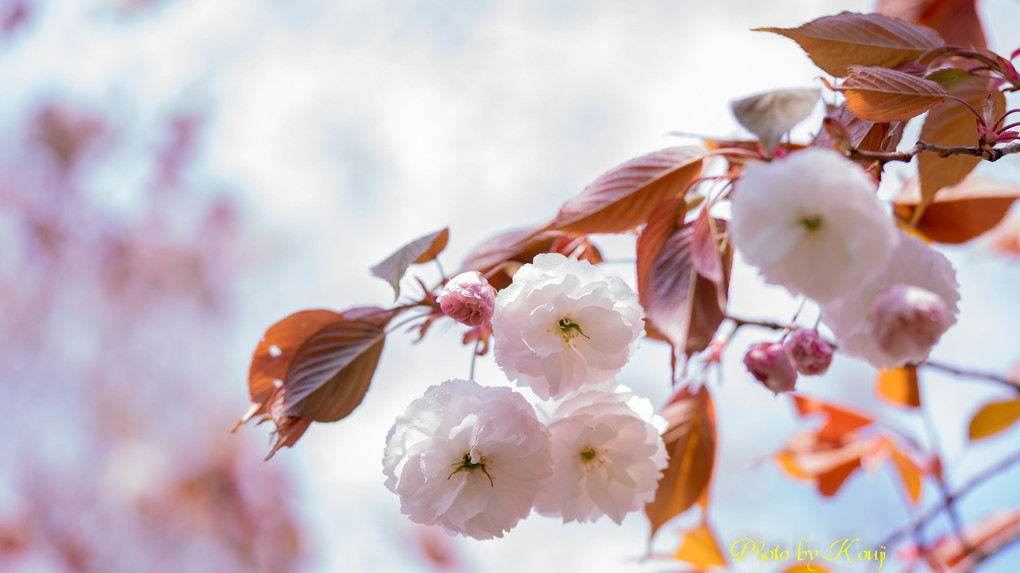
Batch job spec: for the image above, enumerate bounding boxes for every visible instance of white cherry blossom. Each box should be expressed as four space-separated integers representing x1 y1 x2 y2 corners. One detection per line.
820 232 960 369
535 386 667 524
730 148 897 302
492 253 644 400
382 379 552 539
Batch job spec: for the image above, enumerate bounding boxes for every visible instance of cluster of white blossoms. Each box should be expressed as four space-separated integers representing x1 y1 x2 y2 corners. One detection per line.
730 148 961 380
384 253 667 539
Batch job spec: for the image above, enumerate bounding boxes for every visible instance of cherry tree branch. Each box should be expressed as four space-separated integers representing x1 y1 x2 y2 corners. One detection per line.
848 140 1020 164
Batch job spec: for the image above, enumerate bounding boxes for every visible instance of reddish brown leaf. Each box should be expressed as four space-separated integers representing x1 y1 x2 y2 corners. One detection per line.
893 176 1020 244
757 11 944 77
930 509 1020 571
265 414 312 461
280 306 396 421
549 147 703 234
370 227 449 299
876 365 921 408
828 65 948 122
792 395 874 442
458 227 602 291
968 398 1020 441
673 519 727 568
646 385 716 539
814 103 905 153
636 198 731 358
877 0 986 49
917 71 1006 214
239 309 343 429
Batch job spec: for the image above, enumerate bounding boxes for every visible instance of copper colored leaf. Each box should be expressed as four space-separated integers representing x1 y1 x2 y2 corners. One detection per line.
776 432 874 497
279 306 396 421
888 442 923 505
730 88 821 152
876 365 921 408
814 103 905 153
265 415 312 461
931 509 1020 571
757 11 944 77
893 176 1020 243
918 71 1006 213
792 395 874 442
968 399 1020 441
370 227 449 299
876 0 986 49
549 147 703 234
239 309 343 428
458 227 602 291
646 385 716 539
637 197 731 358
673 520 726 568
828 65 947 122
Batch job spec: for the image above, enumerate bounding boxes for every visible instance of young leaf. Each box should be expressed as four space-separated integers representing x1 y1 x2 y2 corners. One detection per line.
814 103 905 153
888 442 923 505
756 11 944 77
279 306 397 421
893 176 1020 244
239 309 344 429
673 520 727 568
636 197 731 358
548 147 703 234
730 88 821 152
370 227 449 299
917 71 1005 212
876 365 921 408
646 385 716 539
828 65 948 122
792 395 874 442
876 0 986 50
968 399 1020 441
457 227 602 290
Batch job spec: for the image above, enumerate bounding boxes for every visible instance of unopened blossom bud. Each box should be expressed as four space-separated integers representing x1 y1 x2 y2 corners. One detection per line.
783 329 833 376
869 284 952 363
743 342 798 394
437 271 496 327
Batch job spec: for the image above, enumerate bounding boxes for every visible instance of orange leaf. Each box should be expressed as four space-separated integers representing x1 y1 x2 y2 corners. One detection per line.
673 520 727 568
930 508 1020 571
646 385 716 539
967 398 1020 441
888 442 923 505
828 65 948 122
239 309 344 429
636 197 731 358
370 227 449 299
776 431 880 498
917 70 1006 213
792 395 874 442
893 175 1020 244
876 365 921 408
876 0 986 50
548 147 703 234
757 11 944 77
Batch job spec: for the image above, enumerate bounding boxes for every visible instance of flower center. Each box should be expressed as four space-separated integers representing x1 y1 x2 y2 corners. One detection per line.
799 215 822 231
554 316 589 348
448 452 494 486
579 446 606 473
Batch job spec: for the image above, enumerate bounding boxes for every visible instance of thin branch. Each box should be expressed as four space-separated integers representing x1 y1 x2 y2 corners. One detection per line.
848 140 1020 164
881 447 1020 548
921 359 1020 392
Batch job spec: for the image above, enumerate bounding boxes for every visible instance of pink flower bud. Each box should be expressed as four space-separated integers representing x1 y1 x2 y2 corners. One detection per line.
437 271 496 327
743 342 798 394
869 284 953 363
783 329 833 376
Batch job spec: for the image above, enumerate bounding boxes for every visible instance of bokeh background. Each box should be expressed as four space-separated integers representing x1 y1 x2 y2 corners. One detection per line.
3 0 1020 571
